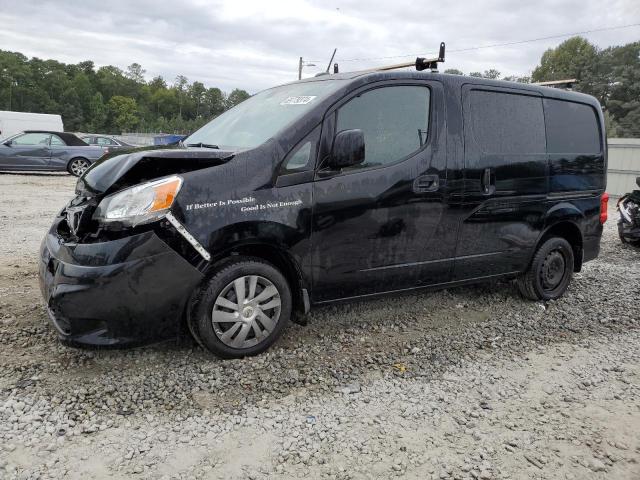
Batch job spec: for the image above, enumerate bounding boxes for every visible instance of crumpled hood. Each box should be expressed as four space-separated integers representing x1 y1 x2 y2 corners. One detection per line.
76 146 236 197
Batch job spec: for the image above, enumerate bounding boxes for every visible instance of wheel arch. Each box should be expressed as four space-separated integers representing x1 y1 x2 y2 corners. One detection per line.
534 218 584 272
207 241 309 318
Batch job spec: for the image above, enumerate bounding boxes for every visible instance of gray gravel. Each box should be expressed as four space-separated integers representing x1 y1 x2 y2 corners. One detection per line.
1 173 639 479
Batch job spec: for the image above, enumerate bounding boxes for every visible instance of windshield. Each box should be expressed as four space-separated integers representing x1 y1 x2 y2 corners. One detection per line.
184 79 345 150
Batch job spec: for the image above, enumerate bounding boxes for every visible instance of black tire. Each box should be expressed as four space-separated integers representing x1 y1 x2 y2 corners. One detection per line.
191 257 291 358
617 221 640 246
618 219 629 244
67 158 91 177
517 237 574 301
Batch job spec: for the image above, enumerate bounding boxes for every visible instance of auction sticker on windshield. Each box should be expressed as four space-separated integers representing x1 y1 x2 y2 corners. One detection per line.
280 96 317 105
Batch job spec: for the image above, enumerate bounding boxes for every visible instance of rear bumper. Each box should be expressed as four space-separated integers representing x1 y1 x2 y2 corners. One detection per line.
39 219 203 347
582 234 601 263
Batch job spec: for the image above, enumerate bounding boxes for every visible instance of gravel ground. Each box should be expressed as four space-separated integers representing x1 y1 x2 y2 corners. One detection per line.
0 173 639 480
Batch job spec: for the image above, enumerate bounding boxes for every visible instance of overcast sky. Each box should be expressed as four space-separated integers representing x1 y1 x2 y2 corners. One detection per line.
0 0 638 93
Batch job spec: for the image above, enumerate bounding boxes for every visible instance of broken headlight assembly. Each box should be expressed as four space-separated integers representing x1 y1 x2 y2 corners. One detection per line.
93 175 183 227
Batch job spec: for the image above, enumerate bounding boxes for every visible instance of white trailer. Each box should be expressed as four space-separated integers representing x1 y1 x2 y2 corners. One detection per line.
0 111 64 140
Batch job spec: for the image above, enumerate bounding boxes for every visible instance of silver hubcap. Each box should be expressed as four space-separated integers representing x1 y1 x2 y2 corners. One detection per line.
212 275 281 349
71 159 89 176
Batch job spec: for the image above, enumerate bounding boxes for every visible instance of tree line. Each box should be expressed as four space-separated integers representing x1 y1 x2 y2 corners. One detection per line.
0 52 250 134
0 36 638 136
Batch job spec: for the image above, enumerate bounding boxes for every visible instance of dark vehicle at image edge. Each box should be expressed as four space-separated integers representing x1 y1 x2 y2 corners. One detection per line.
38 71 608 358
0 131 107 176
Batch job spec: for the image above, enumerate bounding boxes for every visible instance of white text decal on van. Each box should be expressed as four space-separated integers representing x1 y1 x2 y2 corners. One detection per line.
280 96 317 105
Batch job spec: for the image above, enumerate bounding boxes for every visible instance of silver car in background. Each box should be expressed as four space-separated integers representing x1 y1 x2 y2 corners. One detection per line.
0 130 107 176
81 134 135 153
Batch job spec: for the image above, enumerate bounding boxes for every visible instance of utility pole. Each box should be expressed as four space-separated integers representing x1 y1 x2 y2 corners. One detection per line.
297 57 318 80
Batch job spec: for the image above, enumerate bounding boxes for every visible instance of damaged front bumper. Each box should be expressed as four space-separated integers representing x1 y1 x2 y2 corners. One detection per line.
38 217 204 346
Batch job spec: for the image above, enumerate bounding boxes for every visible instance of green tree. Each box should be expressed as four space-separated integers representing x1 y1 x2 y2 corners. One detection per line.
107 95 139 133
226 88 250 109
59 87 84 130
0 48 261 133
469 69 501 79
482 69 501 79
532 36 598 82
444 68 464 75
151 88 179 118
126 63 146 83
189 81 206 117
203 87 226 117
87 92 107 132
174 75 188 118
148 75 167 91
502 75 530 83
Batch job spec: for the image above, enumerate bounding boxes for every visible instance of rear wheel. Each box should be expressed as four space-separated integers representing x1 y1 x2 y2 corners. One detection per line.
517 237 574 301
191 258 291 358
68 158 90 177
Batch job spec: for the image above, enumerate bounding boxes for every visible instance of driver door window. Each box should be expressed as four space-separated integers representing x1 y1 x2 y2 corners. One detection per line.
12 133 52 146
335 86 430 170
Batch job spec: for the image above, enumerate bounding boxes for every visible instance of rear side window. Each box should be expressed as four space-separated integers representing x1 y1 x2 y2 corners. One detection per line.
543 99 600 154
336 85 430 169
469 90 546 157
50 135 65 146
97 137 117 146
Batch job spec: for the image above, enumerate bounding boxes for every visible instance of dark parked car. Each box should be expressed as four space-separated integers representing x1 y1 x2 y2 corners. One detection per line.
39 71 608 358
81 134 135 152
0 131 107 176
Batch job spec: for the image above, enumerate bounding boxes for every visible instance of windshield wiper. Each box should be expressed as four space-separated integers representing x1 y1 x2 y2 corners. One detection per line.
186 142 219 149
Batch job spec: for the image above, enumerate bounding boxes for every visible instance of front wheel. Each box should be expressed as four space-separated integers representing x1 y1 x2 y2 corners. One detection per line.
517 237 574 301
191 258 292 358
68 158 91 177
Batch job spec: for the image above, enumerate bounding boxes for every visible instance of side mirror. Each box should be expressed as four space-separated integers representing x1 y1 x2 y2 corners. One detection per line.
3 140 12 147
328 129 365 169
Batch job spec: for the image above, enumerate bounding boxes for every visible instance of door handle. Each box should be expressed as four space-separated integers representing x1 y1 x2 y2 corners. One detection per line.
413 174 439 193
481 168 495 195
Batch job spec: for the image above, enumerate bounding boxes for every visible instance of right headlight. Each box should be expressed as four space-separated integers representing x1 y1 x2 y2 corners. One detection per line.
93 175 183 227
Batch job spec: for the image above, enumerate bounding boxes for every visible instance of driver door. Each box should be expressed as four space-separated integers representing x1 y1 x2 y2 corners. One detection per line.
310 81 455 302
0 132 52 170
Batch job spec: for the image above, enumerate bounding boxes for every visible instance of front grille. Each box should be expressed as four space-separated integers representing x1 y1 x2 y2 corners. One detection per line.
60 197 98 239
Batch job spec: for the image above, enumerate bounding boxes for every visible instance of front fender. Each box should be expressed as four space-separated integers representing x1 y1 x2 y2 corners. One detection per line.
208 220 310 286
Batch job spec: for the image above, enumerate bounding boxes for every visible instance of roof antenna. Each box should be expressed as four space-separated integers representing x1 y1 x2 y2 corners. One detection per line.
326 48 337 73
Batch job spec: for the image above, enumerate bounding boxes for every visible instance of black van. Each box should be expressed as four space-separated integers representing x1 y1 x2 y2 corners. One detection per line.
39 71 608 358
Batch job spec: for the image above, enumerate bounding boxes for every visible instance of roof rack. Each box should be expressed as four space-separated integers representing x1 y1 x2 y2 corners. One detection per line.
532 78 577 89
335 42 445 74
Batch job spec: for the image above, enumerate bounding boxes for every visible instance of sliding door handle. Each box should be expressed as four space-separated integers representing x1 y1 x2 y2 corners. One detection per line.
481 168 495 195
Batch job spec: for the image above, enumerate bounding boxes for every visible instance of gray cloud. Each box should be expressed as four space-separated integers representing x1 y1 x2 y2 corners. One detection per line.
0 0 638 93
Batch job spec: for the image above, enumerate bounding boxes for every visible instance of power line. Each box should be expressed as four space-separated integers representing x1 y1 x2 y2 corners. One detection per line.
338 22 640 62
